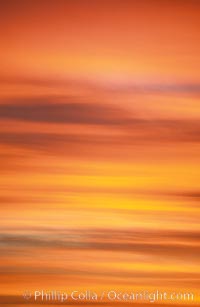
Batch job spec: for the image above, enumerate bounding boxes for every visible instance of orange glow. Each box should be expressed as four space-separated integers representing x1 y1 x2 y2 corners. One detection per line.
0 1 200 305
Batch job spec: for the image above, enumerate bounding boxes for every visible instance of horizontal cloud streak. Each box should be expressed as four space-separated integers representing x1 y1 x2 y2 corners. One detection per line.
1 228 200 259
0 119 199 156
0 102 129 125
1 75 200 96
0 101 200 134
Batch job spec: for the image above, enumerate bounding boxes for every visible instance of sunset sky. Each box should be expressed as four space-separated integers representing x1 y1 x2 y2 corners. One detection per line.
0 0 200 306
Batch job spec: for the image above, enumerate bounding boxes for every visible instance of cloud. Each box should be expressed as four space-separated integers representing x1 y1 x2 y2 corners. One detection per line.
110 82 200 95
1 74 200 96
1 228 200 259
0 102 130 125
0 118 199 155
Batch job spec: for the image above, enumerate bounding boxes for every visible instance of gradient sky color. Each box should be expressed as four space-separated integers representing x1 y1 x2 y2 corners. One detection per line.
0 0 200 306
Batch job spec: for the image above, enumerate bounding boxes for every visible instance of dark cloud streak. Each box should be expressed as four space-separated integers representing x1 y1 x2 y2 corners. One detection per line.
1 228 200 259
0 102 129 125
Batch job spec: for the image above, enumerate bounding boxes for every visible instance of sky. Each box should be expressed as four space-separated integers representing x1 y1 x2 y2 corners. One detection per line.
0 0 200 306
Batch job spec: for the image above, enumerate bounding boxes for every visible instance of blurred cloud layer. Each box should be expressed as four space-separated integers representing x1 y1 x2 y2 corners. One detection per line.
0 0 200 305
